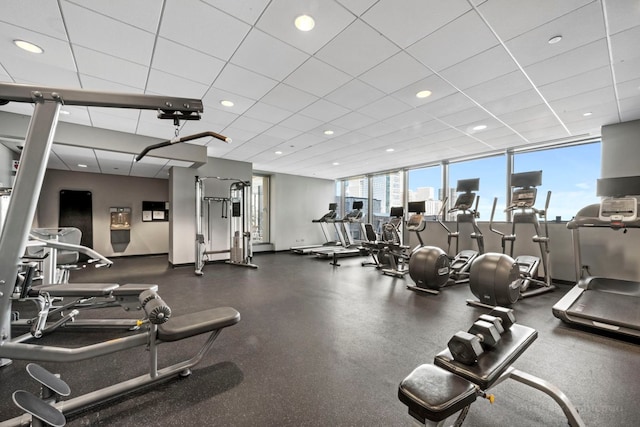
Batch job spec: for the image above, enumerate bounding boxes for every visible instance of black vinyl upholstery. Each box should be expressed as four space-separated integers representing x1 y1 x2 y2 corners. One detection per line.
158 306 240 342
398 363 476 422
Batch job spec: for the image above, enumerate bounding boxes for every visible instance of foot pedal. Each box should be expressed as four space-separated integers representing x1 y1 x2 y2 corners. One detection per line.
12 390 66 427
26 363 71 399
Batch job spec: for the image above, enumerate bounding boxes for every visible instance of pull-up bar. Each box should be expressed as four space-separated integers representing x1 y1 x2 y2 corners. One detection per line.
135 131 231 162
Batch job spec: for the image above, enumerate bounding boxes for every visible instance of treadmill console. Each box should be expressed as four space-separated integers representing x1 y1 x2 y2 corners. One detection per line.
509 187 537 209
599 197 637 223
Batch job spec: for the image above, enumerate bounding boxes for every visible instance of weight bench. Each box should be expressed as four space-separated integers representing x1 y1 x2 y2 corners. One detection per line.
398 324 584 426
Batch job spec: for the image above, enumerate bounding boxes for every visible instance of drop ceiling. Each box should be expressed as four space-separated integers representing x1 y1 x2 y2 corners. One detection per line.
0 0 638 180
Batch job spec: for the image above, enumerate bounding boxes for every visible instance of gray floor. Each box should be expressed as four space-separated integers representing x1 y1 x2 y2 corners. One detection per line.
1 252 639 426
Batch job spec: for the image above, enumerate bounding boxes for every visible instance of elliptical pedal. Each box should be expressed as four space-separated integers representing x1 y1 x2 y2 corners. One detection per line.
26 363 71 400
12 390 66 426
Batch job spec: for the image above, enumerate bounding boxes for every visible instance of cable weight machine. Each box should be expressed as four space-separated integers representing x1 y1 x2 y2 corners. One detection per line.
195 176 258 275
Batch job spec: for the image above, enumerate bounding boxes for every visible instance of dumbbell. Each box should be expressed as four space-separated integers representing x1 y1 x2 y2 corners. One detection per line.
447 320 502 365
487 306 516 330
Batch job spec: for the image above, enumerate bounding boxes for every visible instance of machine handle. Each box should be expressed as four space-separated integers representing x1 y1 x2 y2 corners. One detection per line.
135 131 231 162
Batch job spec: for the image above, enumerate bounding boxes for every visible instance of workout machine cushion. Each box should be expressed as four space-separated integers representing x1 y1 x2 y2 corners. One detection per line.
33 282 120 297
158 307 240 342
112 283 158 296
398 363 477 422
434 324 537 390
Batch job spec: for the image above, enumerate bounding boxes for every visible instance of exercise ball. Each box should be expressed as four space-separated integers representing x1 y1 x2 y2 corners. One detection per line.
409 246 451 290
469 253 519 306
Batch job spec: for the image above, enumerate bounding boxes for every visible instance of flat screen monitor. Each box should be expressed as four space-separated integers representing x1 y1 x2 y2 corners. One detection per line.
389 206 404 217
407 201 425 214
597 176 640 197
329 203 337 211
456 178 479 193
511 170 542 188
352 200 364 210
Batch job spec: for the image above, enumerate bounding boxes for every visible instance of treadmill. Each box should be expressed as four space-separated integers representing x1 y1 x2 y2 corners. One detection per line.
290 203 340 254
314 200 366 259
552 175 640 339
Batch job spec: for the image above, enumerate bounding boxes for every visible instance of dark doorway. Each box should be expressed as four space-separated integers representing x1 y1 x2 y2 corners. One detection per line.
59 190 93 251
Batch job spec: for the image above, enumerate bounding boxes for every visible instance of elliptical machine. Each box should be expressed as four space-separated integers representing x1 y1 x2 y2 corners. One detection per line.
437 178 484 285
407 201 452 294
468 171 554 307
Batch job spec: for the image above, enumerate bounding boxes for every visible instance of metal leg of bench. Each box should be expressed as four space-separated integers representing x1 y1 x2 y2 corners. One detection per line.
507 368 585 427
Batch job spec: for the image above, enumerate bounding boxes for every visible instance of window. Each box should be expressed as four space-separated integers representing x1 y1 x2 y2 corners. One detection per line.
449 155 506 221
371 171 404 233
251 175 269 243
513 142 601 221
407 165 442 217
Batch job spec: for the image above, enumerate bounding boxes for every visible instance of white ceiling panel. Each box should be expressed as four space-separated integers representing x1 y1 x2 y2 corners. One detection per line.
160 0 250 61
46 151 69 171
359 52 432 95
74 46 148 89
1 1 639 180
604 0 640 35
505 2 605 68
152 38 225 86
325 79 385 111
315 20 400 77
406 9 498 72
202 0 270 25
95 149 134 175
362 0 471 49
439 45 518 90
476 0 594 41
62 2 155 65
284 57 352 98
230 29 309 81
256 0 355 55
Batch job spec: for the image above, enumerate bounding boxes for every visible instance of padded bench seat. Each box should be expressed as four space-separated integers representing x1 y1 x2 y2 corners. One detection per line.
112 283 158 296
158 307 241 342
33 283 119 297
398 363 477 423
434 323 538 390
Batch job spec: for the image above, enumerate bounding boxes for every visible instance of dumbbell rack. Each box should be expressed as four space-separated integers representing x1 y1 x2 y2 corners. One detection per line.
398 308 585 426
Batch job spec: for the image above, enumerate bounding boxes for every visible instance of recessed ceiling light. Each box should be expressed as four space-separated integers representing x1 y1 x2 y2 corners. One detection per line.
14 39 43 54
294 15 315 31
583 112 593 117
472 124 487 131
59 110 70 115
323 130 334 135
78 164 87 168
548 35 563 44
386 148 395 152
332 162 340 166
220 100 234 107
416 90 432 99
275 151 283 155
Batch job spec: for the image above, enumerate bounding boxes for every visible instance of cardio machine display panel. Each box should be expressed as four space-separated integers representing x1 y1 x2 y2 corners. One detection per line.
598 197 637 222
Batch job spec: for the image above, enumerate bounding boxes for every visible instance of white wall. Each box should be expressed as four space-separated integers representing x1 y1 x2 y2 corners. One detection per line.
0 144 17 188
169 157 252 265
270 173 334 251
36 169 170 257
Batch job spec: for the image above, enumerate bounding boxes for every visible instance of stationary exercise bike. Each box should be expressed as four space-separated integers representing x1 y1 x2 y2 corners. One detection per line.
436 178 484 285
468 171 554 308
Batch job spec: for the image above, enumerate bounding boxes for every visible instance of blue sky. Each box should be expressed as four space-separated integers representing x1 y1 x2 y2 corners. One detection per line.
408 142 601 221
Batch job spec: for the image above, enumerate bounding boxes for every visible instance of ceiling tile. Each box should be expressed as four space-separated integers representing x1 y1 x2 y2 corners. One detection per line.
362 0 471 49
255 0 355 55
243 102 292 124
439 45 518 90
610 24 640 63
358 96 412 121
325 79 385 110
335 0 378 16
95 149 134 175
330 111 378 132
550 86 617 114
476 0 594 41
604 0 640 35
279 114 323 133
315 19 400 77
299 99 350 123
359 52 432 95
284 57 352 98
213 63 278 100
538 66 613 101
613 55 640 83
484 89 546 117
203 87 256 115
62 2 155 65
1 1 66 39
463 70 532 104
391 73 459 108
74 46 148 89
260 83 318 113
230 28 309 81
66 0 162 32
406 9 498 72
146 69 210 99
202 0 270 25
152 38 225 86
160 0 250 61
